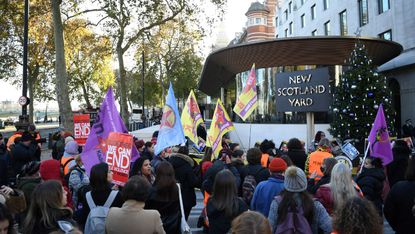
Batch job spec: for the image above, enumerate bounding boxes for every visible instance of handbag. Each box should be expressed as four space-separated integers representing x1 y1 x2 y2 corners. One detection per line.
5 189 26 214
176 183 191 234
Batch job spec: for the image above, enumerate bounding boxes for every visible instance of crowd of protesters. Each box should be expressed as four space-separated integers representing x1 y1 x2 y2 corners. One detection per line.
1 126 415 234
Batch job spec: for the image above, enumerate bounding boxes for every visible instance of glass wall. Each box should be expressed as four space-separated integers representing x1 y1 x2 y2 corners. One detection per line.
231 65 338 124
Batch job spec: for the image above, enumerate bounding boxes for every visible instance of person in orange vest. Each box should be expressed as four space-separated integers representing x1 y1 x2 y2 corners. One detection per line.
305 138 333 180
60 141 79 176
6 130 24 152
260 139 275 168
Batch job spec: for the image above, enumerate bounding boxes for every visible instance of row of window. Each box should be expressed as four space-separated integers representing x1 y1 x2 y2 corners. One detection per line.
247 17 267 27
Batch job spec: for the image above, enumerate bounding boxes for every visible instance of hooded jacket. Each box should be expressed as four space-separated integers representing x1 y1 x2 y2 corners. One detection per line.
355 167 385 215
17 176 41 209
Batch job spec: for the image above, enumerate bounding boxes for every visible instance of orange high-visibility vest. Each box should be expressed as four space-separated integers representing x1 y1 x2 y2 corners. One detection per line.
60 157 74 175
307 151 332 180
261 153 269 168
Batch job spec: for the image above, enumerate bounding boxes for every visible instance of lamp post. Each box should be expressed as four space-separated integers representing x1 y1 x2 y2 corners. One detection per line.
141 45 145 125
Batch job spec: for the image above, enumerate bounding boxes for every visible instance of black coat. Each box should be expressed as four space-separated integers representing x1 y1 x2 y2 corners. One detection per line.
168 153 197 213
355 167 385 215
307 174 330 195
0 158 7 186
384 180 415 234
206 197 248 234
287 149 307 171
244 164 269 184
231 160 248 196
202 160 241 194
387 151 409 187
11 142 37 176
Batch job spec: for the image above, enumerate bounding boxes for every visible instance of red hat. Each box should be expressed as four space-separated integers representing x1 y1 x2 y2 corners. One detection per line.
269 158 287 173
40 159 62 182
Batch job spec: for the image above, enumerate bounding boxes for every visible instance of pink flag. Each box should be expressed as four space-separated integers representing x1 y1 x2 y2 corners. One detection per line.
368 104 393 166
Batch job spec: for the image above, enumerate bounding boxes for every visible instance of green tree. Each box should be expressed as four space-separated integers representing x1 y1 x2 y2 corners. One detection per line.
329 41 396 150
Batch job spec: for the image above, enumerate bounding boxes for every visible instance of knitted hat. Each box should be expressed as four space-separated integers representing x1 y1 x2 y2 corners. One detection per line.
40 159 62 182
65 136 75 145
64 141 79 155
269 158 287 173
284 166 307 192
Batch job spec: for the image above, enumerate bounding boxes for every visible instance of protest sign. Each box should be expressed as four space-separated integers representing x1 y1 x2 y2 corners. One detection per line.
105 132 133 186
74 114 90 146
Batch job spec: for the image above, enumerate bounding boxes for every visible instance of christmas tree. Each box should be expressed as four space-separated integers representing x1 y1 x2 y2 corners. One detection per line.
329 41 396 150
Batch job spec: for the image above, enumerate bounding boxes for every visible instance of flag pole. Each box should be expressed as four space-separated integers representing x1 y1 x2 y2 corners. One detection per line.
248 122 252 148
359 142 370 174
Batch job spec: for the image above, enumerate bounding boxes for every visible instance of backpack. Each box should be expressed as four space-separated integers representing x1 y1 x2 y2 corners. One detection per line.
242 167 265 205
64 166 84 186
84 190 118 234
274 196 312 234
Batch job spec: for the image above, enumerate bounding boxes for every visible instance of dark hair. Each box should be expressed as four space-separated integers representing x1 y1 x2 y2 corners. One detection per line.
229 143 240 152
231 211 272 234
246 148 262 165
144 141 153 148
152 131 159 138
90 163 110 191
333 197 382 234
178 146 189 155
130 157 149 177
323 157 338 176
314 131 324 143
232 150 244 159
210 169 239 217
280 155 293 167
154 162 178 201
219 148 233 160
277 190 314 224
393 140 411 155
0 203 14 234
201 147 213 164
260 139 275 154
287 138 303 150
267 148 276 157
366 157 383 169
20 161 40 177
405 156 415 181
122 176 151 202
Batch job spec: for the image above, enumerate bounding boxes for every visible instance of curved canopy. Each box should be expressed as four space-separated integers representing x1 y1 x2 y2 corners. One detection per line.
198 36 402 96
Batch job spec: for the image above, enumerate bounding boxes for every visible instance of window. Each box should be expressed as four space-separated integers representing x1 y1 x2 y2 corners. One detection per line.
378 0 390 14
289 22 293 35
256 18 261 24
339 10 347 35
379 30 392 40
324 21 330 35
358 0 369 26
275 17 279 27
301 0 305 5
311 4 316 20
312 29 317 36
289 1 292 13
284 10 288 20
249 18 254 25
301 14 305 28
285 29 288 37
323 0 329 10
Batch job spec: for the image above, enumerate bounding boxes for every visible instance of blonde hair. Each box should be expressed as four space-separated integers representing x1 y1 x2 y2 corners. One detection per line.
329 163 358 211
231 211 272 234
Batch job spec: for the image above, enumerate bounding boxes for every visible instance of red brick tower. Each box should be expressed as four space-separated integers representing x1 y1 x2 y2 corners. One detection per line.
246 1 277 42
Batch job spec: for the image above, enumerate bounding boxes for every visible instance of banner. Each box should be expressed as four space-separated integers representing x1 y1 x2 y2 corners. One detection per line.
207 99 235 158
74 114 90 146
154 83 186 155
181 90 203 144
233 64 258 121
81 88 139 175
368 104 393 166
105 132 133 186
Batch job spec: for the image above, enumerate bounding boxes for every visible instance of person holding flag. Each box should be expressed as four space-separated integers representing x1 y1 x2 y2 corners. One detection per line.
233 64 258 121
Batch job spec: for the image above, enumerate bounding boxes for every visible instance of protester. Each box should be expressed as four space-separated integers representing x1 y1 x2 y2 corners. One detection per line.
169 147 197 220
0 203 15 234
23 180 80 234
332 197 383 234
142 142 155 161
231 211 272 234
134 139 145 153
200 147 214 178
151 131 159 145
355 156 385 216
145 162 180 234
61 141 79 176
197 122 207 142
231 149 247 196
11 132 36 176
222 134 232 150
77 163 123 228
280 155 293 167
0 134 8 159
315 163 361 215
207 169 248 234
251 158 287 216
268 166 332 234
384 156 415 233
16 161 41 210
244 148 269 184
130 157 155 184
308 157 337 194
39 159 73 209
305 138 333 180
6 130 23 152
68 155 90 209
387 140 411 187
151 150 169 172
308 131 325 153
229 143 240 152
106 176 165 234
286 138 307 171
259 139 275 168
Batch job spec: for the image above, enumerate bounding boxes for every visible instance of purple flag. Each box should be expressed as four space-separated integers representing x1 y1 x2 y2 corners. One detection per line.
368 104 393 166
81 88 139 175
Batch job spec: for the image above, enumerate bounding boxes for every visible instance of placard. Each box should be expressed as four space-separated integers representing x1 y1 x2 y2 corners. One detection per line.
74 114 91 146
105 132 133 186
341 142 359 160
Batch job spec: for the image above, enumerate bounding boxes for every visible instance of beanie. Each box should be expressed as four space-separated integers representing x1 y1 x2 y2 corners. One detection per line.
65 136 75 145
64 141 79 155
40 159 62 181
269 158 287 173
284 166 307 192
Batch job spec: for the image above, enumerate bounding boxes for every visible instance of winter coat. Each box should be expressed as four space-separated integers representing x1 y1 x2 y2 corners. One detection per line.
307 174 331 195
11 142 37 176
287 149 307 171
244 164 269 184
31 208 77 234
106 200 165 234
251 175 285 217
387 151 409 187
231 159 248 196
268 195 332 234
314 185 334 215
168 153 197 216
16 176 41 209
202 160 241 195
206 197 248 234
68 165 90 208
145 187 181 234
384 180 415 234
355 167 385 215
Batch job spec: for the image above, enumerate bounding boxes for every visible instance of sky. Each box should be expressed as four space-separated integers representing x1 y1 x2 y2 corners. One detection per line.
0 0 254 108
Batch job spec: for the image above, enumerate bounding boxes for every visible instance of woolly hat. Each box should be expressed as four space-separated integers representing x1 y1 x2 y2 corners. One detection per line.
40 159 62 182
65 136 75 145
269 158 287 173
284 166 307 192
64 141 79 155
